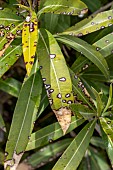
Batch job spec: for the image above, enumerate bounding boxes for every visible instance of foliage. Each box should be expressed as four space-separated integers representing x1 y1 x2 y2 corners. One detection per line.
0 0 113 169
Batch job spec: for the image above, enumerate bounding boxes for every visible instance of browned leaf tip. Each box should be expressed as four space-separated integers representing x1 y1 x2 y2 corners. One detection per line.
54 107 72 135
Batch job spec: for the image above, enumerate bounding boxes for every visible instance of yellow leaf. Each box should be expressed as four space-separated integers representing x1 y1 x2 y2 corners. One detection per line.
22 10 38 76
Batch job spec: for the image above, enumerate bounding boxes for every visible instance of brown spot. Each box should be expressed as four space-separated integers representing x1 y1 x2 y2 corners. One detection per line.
29 61 34 65
0 33 15 57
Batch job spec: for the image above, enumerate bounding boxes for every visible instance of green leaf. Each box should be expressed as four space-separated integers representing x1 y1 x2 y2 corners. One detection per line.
4 67 42 169
103 84 112 113
27 138 72 168
37 29 74 134
61 9 113 36
26 116 85 151
0 39 22 78
22 10 38 76
56 35 109 79
0 78 21 97
37 87 49 118
52 120 96 170
92 88 104 116
0 114 6 132
38 0 88 17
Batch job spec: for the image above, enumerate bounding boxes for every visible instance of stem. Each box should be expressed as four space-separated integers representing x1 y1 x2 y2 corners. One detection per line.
91 1 113 16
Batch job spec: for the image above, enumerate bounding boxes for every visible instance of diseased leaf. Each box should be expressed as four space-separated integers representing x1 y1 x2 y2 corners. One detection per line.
27 139 72 168
38 0 88 17
93 32 113 58
37 29 74 134
22 10 38 76
52 120 96 170
0 38 22 78
26 116 85 151
56 35 109 79
69 69 95 111
60 9 113 36
4 66 42 169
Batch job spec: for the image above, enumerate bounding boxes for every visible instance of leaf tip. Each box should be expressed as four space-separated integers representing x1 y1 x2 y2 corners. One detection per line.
54 107 72 135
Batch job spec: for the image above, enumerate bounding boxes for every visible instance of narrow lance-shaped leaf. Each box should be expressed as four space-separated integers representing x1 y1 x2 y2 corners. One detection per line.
71 31 113 75
37 29 74 134
56 35 109 79
26 116 85 151
22 10 38 76
60 9 113 37
38 0 88 17
53 120 96 170
4 65 42 170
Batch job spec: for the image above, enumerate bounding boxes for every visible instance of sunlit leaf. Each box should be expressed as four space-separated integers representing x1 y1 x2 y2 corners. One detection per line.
22 10 38 76
38 0 88 17
100 117 113 144
0 38 22 78
0 22 23 58
52 120 96 170
37 29 74 134
61 10 113 36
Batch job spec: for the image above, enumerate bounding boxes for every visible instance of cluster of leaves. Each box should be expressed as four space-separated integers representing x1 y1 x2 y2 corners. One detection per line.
0 0 113 169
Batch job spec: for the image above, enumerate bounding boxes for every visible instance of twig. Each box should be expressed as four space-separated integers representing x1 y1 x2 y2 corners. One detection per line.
92 1 113 16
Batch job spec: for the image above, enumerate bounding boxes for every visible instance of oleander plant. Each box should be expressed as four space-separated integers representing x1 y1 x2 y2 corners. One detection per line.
0 0 113 169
